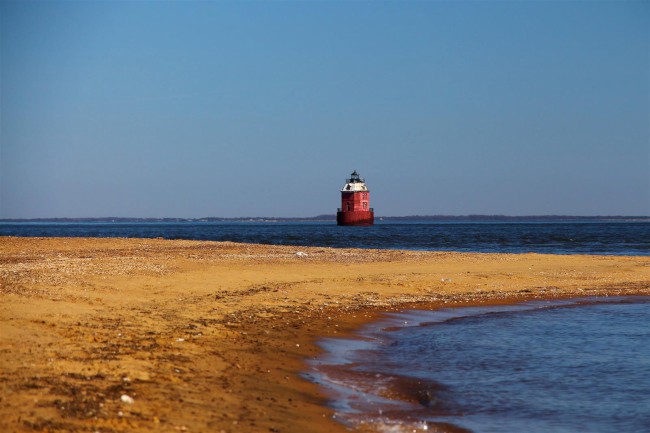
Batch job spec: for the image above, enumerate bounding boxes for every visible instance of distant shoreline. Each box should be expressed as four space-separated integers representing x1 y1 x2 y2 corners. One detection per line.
2 215 649 223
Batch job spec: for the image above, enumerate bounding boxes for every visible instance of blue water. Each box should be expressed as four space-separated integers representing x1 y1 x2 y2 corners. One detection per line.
1 221 648 255
310 298 650 433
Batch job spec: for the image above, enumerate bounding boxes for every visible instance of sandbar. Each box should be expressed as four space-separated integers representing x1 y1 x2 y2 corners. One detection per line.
1 237 648 432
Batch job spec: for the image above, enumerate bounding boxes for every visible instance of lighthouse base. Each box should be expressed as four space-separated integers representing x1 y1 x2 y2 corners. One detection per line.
336 210 374 226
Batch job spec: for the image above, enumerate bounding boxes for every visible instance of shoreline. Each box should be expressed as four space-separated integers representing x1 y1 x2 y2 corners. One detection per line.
309 296 650 433
1 237 649 433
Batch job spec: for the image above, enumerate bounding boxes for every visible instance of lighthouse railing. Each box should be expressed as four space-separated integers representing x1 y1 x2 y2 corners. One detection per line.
337 208 374 212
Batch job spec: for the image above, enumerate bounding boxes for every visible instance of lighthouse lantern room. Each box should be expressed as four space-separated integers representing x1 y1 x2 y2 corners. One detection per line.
336 170 374 226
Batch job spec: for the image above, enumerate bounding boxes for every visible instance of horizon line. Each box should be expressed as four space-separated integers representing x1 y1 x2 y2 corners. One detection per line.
1 214 649 222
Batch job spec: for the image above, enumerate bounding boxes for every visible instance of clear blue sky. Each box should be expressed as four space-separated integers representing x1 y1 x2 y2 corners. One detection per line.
1 0 648 218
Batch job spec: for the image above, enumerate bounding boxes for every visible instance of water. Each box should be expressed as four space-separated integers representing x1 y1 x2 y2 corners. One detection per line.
309 298 650 433
1 221 648 255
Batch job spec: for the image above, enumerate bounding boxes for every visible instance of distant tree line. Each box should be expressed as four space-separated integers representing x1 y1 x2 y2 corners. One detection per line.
1 215 648 223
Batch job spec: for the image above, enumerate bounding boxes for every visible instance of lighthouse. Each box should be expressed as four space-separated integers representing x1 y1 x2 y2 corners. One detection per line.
336 170 374 226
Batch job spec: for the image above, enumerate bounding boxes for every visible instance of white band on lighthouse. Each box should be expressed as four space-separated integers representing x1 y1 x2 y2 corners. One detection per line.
341 182 368 192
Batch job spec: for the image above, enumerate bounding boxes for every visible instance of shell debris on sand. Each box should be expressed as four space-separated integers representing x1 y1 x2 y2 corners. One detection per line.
120 394 134 404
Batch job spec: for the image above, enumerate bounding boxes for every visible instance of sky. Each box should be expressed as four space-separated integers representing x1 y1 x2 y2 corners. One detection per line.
1 0 648 218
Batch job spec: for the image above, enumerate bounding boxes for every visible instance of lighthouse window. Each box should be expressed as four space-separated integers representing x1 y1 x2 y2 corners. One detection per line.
363 202 367 209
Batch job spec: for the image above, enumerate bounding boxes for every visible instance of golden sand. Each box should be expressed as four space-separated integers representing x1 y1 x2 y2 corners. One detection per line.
1 237 648 432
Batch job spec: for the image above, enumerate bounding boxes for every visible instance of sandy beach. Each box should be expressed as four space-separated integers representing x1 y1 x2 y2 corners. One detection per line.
1 236 648 433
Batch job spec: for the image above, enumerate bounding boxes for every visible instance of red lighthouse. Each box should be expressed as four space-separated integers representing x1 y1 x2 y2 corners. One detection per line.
336 170 374 226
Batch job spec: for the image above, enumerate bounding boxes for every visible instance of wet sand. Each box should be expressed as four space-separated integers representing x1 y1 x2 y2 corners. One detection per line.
1 236 648 433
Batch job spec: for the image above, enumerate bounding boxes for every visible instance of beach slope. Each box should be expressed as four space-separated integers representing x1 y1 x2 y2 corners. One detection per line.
1 237 648 432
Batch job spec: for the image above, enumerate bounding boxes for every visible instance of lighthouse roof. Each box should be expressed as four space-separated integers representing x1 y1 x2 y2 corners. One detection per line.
341 170 369 192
